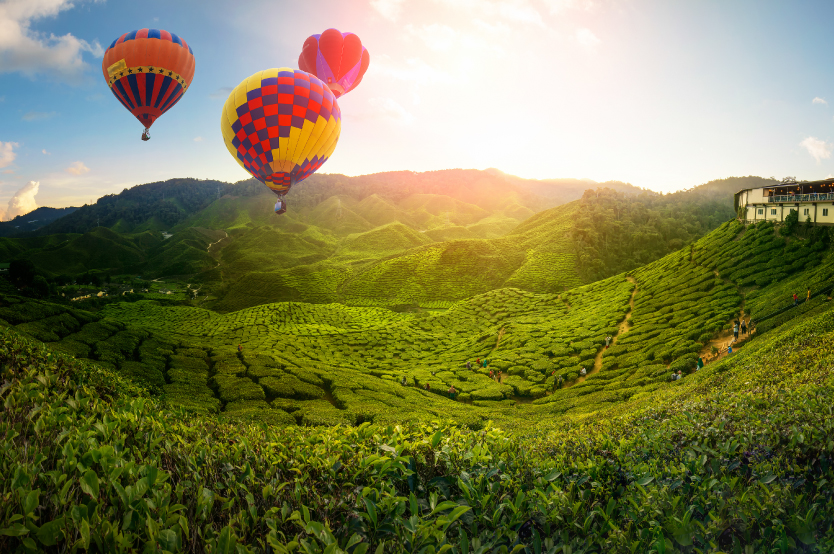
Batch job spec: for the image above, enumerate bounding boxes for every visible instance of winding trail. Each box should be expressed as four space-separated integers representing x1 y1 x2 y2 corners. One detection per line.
568 276 638 387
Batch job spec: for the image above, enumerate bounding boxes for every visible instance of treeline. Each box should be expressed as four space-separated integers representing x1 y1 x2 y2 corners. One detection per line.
571 181 744 281
35 178 263 235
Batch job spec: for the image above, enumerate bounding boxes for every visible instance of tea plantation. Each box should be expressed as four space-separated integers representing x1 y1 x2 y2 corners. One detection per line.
2 217 834 551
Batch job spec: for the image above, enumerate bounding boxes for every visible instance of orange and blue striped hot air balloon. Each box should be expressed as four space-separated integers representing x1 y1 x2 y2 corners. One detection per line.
220 68 341 215
102 29 195 140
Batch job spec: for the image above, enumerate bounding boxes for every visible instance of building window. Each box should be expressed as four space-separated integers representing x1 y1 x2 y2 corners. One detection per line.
824 208 829 216
803 208 810 216
771 209 777 215
757 208 764 215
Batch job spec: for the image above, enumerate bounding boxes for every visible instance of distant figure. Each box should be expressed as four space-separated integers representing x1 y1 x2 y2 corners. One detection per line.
605 336 612 349
670 371 677 381
580 367 587 377
466 361 472 370
237 344 242 352
274 196 287 215
557 375 563 388
697 357 704 369
497 370 502 381
793 293 798 306
728 345 733 355
476 357 481 367
741 320 747 336
733 322 739 340
425 383 431 391
401 376 407 386
677 370 682 379
807 288 811 301
489 369 494 379
448 386 456 400
482 359 488 368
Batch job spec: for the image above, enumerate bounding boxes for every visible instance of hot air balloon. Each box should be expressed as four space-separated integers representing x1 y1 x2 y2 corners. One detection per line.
102 29 196 140
220 68 341 214
298 29 369 98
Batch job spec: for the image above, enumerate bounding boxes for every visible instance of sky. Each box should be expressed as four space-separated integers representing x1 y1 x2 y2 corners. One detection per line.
3 0 834 214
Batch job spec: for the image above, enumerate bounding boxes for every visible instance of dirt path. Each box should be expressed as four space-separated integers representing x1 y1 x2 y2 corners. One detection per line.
567 276 638 387
207 231 229 254
697 312 755 365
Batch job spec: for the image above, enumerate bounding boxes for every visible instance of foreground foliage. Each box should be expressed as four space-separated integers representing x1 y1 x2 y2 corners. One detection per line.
2 296 834 552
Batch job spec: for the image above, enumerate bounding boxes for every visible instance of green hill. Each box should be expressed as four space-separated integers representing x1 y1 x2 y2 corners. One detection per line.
2 214 834 551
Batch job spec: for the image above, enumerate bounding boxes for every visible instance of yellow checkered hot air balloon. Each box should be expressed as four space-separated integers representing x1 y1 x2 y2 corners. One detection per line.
220 68 341 215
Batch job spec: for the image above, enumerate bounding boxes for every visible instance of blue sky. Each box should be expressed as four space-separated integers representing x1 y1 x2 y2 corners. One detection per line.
3 0 834 215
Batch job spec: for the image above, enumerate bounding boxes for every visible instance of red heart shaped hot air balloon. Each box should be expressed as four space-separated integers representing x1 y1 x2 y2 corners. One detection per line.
298 29 369 98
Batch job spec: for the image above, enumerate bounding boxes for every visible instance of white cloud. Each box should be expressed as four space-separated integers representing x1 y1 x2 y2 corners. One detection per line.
0 181 39 221
22 110 56 121
194 136 203 142
42 149 49 155
800 137 833 163
368 97 415 124
432 0 545 26
575 27 600 47
0 0 104 82
0 142 18 169
370 0 406 21
404 23 458 51
66 161 89 175
374 54 454 83
542 0 596 14
813 97 828 105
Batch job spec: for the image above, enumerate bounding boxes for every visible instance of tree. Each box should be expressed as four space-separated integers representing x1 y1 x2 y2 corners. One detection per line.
782 209 799 236
9 259 37 287
31 275 49 298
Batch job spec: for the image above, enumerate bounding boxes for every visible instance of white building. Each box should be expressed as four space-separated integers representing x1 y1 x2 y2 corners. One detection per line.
735 179 834 225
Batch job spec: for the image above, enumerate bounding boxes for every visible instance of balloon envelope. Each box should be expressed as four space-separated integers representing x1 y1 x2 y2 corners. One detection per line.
298 29 369 98
102 29 195 132
220 68 341 196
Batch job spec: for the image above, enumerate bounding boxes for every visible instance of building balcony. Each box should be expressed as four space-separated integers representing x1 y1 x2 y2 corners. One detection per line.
767 193 834 203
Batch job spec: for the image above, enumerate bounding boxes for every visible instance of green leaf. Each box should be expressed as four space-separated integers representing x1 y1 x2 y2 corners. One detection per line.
636 475 654 486
217 526 236 554
0 523 30 537
37 517 65 547
431 430 443 449
79 470 99 500
353 545 369 554
363 497 378 528
158 529 178 551
80 518 90 550
760 474 777 485
23 489 40 516
429 501 459 517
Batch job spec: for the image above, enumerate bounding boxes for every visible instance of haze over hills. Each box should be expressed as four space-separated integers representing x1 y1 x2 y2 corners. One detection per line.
0 206 79 237
0 170 750 314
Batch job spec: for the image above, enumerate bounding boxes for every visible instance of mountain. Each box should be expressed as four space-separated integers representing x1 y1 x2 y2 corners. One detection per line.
0 206 78 236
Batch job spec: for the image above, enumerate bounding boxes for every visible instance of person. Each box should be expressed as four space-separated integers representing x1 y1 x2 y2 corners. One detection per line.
733 322 739 340
605 336 611 349
401 376 407 386
466 361 472 370
237 344 242 352
425 383 431 391
677 370 682 379
476 357 481 367
793 292 798 306
741 320 747 336
489 369 494 379
497 370 502 381
557 375 563 388
482 359 488 368
697 357 704 369
728 345 733 355
807 288 811 301
448 386 456 400
580 367 587 377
